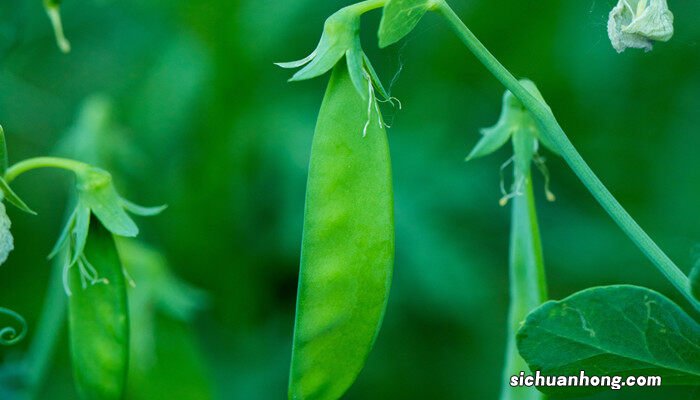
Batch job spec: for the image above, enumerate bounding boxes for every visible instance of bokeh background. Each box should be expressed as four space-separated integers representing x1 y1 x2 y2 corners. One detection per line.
1 0 700 398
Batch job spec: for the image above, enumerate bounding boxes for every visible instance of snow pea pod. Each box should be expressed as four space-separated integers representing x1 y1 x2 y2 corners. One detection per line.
68 219 129 400
288 64 395 400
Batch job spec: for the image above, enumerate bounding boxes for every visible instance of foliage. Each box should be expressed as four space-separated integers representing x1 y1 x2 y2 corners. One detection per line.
1 0 699 399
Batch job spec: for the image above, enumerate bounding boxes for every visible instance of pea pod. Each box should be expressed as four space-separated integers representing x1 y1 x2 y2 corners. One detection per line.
289 65 395 400
68 219 129 400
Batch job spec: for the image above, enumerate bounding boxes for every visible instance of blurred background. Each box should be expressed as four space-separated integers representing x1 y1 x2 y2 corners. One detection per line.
0 0 699 398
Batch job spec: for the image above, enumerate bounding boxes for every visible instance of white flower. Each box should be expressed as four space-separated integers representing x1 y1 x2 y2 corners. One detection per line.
0 202 14 266
608 0 674 53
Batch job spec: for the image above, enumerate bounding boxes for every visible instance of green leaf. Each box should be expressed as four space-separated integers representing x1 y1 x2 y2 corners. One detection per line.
517 285 700 396
378 0 434 48
0 177 36 215
76 168 138 237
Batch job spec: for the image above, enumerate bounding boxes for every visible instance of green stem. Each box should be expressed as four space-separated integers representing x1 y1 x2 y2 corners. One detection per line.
22 258 67 399
436 1 700 312
4 157 88 184
353 0 387 14
2 157 89 396
501 171 546 400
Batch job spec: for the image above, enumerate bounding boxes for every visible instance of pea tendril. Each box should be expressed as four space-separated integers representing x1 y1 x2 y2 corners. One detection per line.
0 306 28 346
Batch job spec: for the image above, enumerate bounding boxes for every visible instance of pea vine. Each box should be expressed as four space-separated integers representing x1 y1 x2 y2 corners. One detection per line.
44 0 71 53
0 95 206 399
279 0 698 398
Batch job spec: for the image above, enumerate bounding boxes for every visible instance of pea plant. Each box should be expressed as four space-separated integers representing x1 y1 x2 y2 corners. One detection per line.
0 121 164 397
0 3 209 398
278 0 699 398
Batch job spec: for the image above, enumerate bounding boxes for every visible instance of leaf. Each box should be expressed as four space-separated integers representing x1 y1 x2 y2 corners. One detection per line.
517 285 700 396
378 0 434 48
0 177 36 215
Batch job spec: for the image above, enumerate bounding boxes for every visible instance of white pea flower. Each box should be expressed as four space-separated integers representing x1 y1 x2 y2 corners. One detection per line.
608 0 674 53
0 200 14 266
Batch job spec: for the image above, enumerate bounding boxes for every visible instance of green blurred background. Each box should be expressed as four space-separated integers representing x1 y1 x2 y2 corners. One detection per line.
1 0 699 398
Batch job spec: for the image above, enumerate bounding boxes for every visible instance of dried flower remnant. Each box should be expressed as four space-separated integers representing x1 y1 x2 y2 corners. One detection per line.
608 0 674 53
0 201 13 266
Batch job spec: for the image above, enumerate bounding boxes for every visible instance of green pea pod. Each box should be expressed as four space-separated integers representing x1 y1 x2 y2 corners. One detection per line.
289 65 394 400
68 219 129 400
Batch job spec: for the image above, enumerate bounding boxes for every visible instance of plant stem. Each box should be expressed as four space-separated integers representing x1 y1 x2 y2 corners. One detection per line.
2 157 88 396
4 157 88 184
22 257 66 399
502 171 546 400
436 1 700 312
353 0 387 14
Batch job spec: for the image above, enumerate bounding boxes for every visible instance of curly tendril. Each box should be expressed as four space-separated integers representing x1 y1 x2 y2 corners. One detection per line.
0 306 27 345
